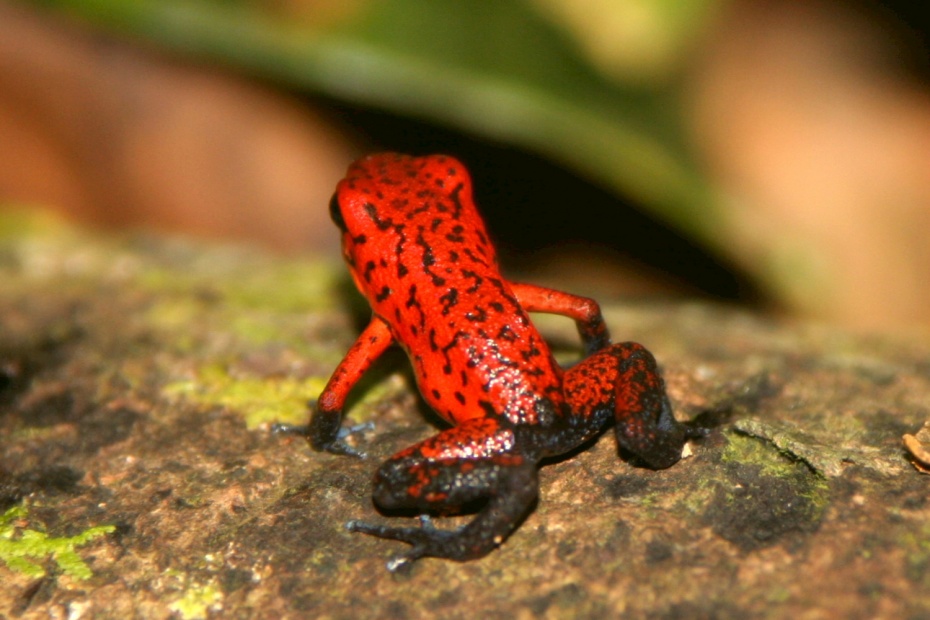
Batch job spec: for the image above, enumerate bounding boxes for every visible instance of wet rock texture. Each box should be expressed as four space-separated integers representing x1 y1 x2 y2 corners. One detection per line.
1 212 928 619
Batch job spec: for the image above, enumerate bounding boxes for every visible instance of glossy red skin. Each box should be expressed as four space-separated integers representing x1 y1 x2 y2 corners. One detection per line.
311 153 700 569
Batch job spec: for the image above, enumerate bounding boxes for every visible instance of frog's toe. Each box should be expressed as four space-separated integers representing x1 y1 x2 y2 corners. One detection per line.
337 421 375 440
345 519 428 543
347 518 457 570
385 555 408 573
327 442 368 458
270 422 309 436
312 422 374 458
330 422 374 457
383 544 430 573
684 420 712 439
271 421 373 458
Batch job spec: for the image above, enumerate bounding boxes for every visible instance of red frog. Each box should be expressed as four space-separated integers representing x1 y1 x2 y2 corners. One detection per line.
307 153 703 570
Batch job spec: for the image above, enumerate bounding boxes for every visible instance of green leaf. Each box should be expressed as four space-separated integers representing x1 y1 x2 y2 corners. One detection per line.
34 0 723 247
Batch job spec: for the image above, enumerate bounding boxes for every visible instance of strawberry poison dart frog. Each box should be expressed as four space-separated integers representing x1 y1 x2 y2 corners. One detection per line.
309 153 703 570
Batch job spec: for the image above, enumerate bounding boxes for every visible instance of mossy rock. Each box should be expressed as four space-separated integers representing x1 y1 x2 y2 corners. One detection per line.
1 209 928 618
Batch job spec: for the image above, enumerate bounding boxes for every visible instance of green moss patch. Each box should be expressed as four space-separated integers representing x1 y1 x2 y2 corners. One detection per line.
165 361 407 429
704 432 830 551
168 581 224 620
164 364 328 428
0 505 114 581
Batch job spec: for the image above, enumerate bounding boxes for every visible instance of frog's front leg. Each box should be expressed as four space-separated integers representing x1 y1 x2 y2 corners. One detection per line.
564 341 705 469
308 316 393 454
509 282 610 355
348 418 538 570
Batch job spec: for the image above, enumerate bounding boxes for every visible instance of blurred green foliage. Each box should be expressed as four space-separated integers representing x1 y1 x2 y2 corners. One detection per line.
33 0 723 250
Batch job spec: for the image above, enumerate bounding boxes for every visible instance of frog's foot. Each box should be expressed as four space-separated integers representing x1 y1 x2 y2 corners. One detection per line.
682 418 712 439
346 517 461 572
564 341 704 469
321 421 374 457
272 420 373 458
353 446 539 569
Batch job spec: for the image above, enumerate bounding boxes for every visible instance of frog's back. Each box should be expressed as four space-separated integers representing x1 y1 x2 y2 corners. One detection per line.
336 153 562 425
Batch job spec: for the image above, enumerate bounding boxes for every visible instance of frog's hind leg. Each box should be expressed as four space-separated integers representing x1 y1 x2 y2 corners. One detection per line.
564 342 705 469
349 419 538 569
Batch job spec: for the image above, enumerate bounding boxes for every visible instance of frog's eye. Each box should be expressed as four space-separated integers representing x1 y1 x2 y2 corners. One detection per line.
329 194 348 232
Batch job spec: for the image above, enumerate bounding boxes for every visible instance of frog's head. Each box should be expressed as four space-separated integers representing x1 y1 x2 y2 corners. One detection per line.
329 153 473 234
328 152 489 299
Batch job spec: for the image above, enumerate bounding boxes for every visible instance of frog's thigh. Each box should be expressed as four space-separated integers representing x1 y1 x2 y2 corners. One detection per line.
371 419 530 512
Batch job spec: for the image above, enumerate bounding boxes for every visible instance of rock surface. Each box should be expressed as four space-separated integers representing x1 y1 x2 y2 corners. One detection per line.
1 210 928 619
